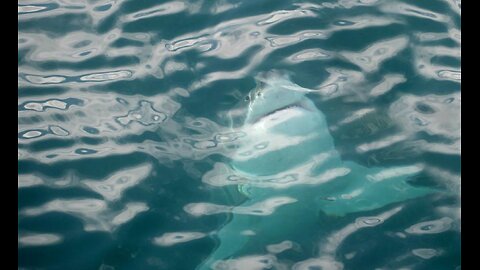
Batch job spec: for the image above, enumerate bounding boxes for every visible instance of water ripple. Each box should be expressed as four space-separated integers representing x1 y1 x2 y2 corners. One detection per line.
153 232 206 247
184 197 297 217
18 233 62 247
405 217 454 235
83 163 152 201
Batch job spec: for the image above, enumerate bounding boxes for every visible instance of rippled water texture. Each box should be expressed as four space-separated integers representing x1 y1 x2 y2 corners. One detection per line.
19 0 460 269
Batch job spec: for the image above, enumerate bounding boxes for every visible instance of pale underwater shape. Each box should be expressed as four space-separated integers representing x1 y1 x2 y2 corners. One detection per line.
195 73 437 269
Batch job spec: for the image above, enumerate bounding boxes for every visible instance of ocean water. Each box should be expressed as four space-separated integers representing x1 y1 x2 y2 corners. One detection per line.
18 0 461 269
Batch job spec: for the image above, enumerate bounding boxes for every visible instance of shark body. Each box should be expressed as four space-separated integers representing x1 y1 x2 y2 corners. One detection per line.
197 73 434 269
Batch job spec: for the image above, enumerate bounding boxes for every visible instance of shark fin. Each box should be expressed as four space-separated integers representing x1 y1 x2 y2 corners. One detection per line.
316 161 436 216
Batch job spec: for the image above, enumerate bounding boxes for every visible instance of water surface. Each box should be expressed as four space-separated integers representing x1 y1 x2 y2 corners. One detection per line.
18 0 460 269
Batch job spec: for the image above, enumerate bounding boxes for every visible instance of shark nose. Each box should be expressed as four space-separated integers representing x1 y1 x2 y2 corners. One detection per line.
247 89 263 102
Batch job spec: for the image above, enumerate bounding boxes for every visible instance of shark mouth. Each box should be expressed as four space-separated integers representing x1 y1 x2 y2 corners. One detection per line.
253 101 310 123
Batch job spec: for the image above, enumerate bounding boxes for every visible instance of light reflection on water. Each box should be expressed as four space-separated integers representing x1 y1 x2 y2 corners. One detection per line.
19 0 460 269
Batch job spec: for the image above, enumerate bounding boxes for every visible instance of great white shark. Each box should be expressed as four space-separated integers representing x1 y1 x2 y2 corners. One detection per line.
195 72 436 269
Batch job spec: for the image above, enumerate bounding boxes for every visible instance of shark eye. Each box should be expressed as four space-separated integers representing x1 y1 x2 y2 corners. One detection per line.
244 95 250 102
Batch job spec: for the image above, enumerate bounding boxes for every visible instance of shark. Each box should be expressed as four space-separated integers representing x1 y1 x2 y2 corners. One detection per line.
196 72 435 270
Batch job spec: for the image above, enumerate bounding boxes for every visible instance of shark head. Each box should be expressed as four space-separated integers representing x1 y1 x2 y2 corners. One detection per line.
231 73 336 176
245 73 324 133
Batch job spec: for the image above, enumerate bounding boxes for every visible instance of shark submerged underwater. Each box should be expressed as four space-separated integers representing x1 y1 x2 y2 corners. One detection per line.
195 72 436 269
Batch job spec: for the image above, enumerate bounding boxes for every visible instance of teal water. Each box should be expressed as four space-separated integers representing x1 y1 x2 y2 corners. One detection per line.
18 0 460 269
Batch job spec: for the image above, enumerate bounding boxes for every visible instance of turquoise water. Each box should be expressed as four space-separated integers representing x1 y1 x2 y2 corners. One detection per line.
18 0 460 269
